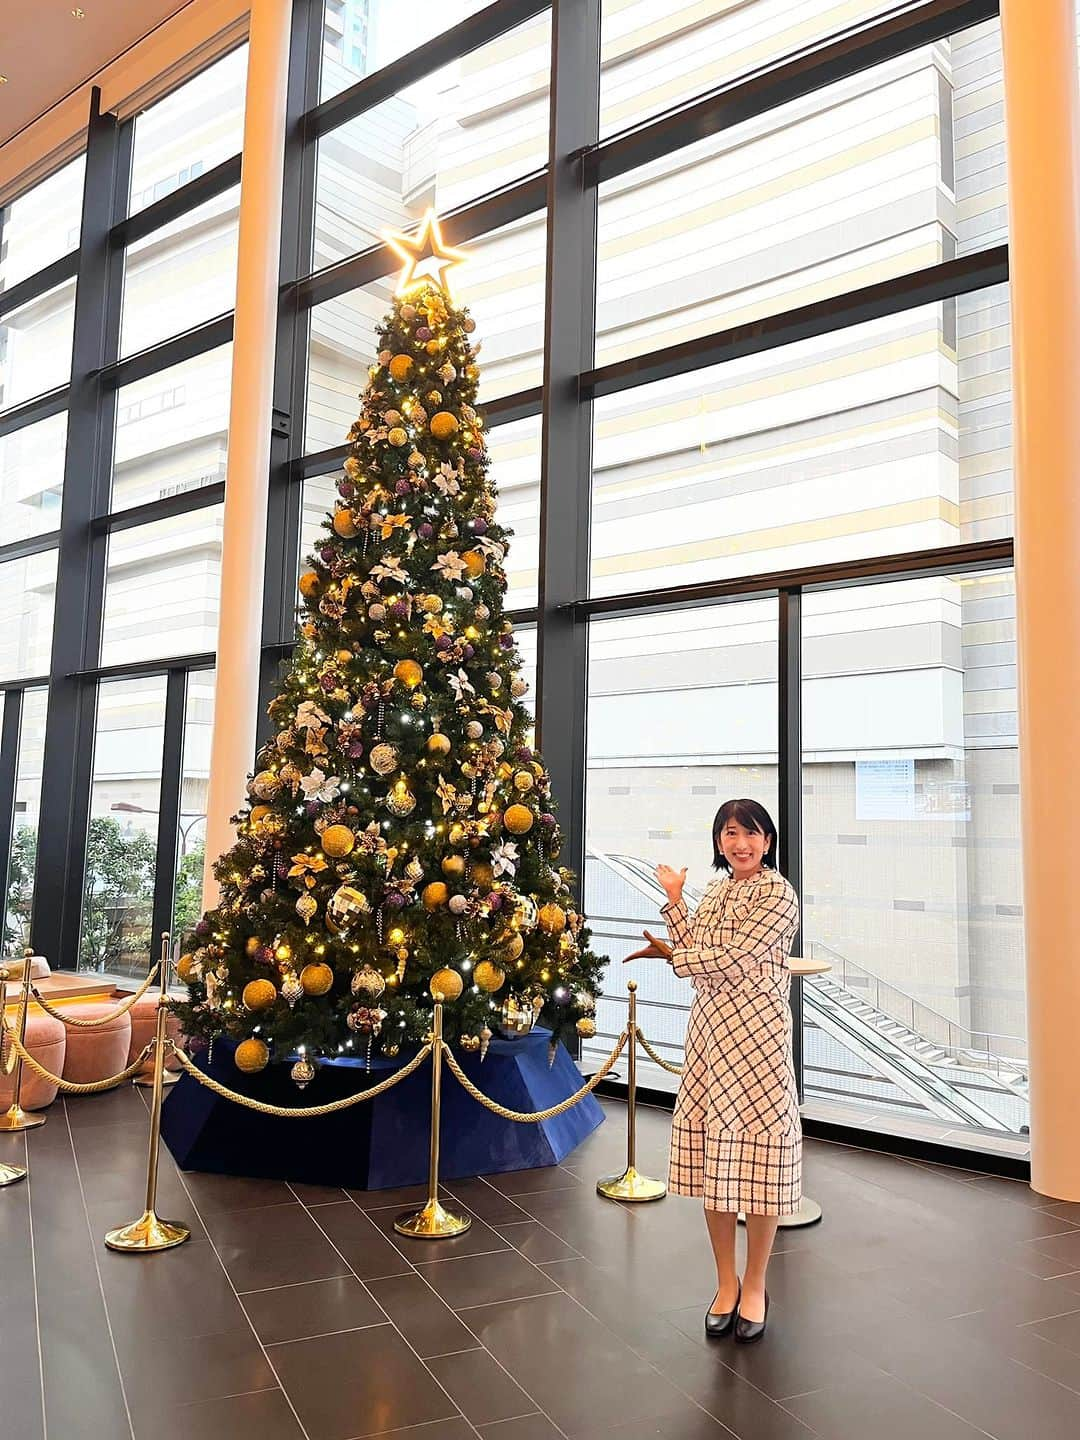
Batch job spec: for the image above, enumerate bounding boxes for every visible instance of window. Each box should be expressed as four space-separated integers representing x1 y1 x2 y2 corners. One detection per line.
81 676 167 974
101 507 225 667
0 411 67 543
583 600 779 1086
0 154 85 288
127 47 248 216
0 277 76 412
110 346 231 513
487 413 541 611
800 568 1024 1140
313 9 551 270
2 688 47 954
174 669 215 935
0 551 57 682
320 0 463 102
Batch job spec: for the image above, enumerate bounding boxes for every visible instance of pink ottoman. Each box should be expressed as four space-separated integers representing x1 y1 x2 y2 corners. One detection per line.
127 994 183 1075
0 1007 67 1110
60 1002 132 1088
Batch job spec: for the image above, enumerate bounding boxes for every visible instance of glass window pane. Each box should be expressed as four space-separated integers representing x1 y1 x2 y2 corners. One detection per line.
0 154 84 288
127 46 248 217
101 506 224 667
81 676 167 974
320 0 466 102
599 1 903 139
800 569 1025 1143
305 213 545 451
583 599 779 1086
590 285 1011 598
110 346 232 513
313 10 550 269
0 550 57 681
487 413 539 611
173 669 215 935
120 187 240 356
3 688 48 954
0 277 76 412
0 411 66 542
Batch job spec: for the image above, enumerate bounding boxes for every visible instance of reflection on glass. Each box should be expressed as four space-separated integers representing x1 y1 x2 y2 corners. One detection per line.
583 600 779 1088
101 506 224 667
81 676 167 974
321 0 468 101
120 189 240 357
110 346 232 513
590 287 1011 596
305 213 546 452
173 670 215 936
800 570 1025 1140
0 277 76 412
3 689 48 954
0 412 67 543
314 9 550 269
0 154 85 289
127 46 248 216
0 550 58 682
598 1 900 138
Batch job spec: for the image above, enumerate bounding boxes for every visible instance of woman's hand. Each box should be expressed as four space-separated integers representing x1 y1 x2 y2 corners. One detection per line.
623 929 674 962
656 864 687 905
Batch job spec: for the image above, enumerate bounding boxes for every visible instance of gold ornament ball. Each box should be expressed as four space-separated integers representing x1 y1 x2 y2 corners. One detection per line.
441 854 466 880
242 978 277 1011
394 659 423 689
576 1016 597 1039
176 953 197 983
388 353 413 381
235 1038 271 1073
300 962 334 997
422 881 449 910
538 902 567 935
336 648 353 663
252 770 282 800
425 339 441 355
249 804 272 826
448 822 467 845
421 594 443 614
503 804 535 836
387 426 409 447
502 933 525 961
471 860 495 889
383 1041 401 1058
473 960 506 993
427 732 451 756
430 968 464 1002
500 994 535 1038
370 743 399 776
333 508 358 539
321 823 356 859
461 550 485 578
298 570 321 599
430 411 459 440
513 771 534 793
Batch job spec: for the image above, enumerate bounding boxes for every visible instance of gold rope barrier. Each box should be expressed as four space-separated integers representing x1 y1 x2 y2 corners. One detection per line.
0 1017 157 1094
30 963 161 1029
0 958 46 1132
168 1040 433 1118
597 983 667 1201
440 1026 628 1123
634 1026 684 1077
0 966 28 1185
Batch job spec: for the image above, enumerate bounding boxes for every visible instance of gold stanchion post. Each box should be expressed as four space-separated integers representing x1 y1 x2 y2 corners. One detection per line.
394 1000 471 1238
597 981 666 1201
135 934 179 1088
104 966 190 1252
0 967 28 1185
0 953 47 1135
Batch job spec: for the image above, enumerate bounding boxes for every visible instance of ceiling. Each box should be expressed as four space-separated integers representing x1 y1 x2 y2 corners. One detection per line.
0 1 195 147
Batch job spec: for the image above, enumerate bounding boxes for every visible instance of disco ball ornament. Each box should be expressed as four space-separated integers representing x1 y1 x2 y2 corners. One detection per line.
291 1058 316 1090
498 994 536 1038
327 885 370 930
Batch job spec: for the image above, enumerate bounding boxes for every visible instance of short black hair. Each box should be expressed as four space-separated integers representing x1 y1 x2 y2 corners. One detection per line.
711 798 779 874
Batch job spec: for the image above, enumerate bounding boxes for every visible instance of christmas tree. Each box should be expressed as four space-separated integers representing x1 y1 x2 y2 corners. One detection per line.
173 213 604 1082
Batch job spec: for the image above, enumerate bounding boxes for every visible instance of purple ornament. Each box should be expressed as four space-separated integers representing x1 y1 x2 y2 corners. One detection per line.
305 801 321 817
499 634 514 650
468 447 483 460
435 634 453 651
463 644 475 659
394 478 412 496
516 747 533 762
418 522 434 540
487 892 504 911
539 812 556 830
320 674 336 692
320 546 335 563
347 741 364 759
384 891 406 911
389 600 409 620
276 858 290 878
471 518 488 535
416 326 433 341
195 919 212 937
338 479 355 499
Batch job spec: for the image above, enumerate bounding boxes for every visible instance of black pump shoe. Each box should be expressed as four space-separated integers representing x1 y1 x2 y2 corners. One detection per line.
734 1290 769 1344
705 1281 741 1339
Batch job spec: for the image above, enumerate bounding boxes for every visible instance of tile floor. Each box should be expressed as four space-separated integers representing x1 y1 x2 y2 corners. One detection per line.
3 1090 1080 1440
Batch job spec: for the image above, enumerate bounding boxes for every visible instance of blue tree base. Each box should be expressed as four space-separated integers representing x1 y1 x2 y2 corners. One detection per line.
160 1028 604 1189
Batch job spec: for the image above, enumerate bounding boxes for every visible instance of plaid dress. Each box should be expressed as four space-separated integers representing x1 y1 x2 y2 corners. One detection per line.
661 869 801 1215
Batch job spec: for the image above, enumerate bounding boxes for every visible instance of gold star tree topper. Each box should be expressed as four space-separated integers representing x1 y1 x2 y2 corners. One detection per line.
383 209 469 299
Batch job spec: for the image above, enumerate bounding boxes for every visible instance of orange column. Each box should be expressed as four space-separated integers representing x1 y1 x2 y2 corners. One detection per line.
1000 0 1080 1200
201 0 291 907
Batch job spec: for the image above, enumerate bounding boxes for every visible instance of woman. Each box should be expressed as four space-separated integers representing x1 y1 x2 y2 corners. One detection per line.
640 798 800 1344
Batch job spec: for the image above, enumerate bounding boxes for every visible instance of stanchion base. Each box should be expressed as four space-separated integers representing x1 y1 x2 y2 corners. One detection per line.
104 1208 191 1252
133 1069 180 1088
0 1162 27 1186
394 1198 472 1239
0 1106 46 1132
737 1196 823 1229
597 1165 667 1202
